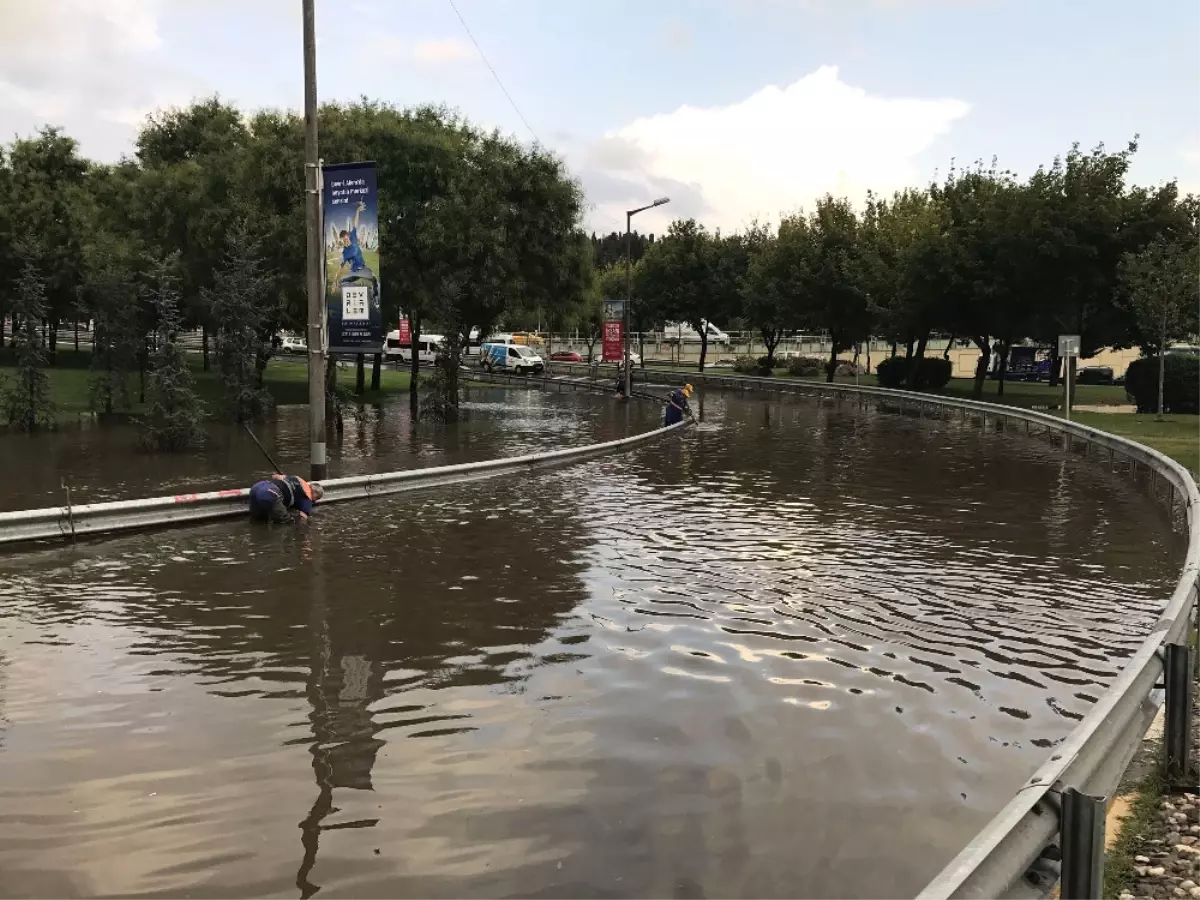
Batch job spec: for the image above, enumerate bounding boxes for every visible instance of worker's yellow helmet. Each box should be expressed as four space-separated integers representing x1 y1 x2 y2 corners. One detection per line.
683 384 694 396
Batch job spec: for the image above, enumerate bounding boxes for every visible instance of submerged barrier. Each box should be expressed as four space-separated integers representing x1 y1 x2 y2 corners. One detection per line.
0 416 688 548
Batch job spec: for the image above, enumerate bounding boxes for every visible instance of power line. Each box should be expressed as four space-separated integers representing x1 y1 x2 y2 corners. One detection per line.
444 0 647 237
446 0 539 145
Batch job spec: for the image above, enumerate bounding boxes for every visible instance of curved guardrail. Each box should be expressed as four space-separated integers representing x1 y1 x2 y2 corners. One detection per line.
0 417 689 547
545 362 1198 900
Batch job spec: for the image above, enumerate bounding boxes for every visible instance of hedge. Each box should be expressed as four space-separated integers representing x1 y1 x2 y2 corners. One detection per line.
1125 355 1199 414
875 356 953 390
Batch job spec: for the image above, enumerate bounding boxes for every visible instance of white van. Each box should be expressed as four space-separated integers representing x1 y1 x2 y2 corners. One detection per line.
662 321 731 345
385 331 445 365
479 342 545 375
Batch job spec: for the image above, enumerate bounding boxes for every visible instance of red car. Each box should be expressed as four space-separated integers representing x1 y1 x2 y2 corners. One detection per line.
550 351 583 362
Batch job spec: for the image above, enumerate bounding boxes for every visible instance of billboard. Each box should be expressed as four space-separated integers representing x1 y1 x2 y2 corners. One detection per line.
322 161 382 352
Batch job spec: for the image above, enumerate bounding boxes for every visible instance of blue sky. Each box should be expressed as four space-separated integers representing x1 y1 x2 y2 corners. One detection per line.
1 0 1195 234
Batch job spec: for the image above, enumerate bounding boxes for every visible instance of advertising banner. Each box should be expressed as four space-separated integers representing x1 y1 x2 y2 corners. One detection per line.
602 321 624 363
322 161 382 352
398 318 410 345
601 298 624 363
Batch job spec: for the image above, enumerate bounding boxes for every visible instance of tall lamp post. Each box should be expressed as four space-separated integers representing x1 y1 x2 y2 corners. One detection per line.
625 197 670 399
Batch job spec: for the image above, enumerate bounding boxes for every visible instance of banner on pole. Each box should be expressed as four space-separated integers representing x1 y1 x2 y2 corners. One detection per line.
398 318 410 345
602 321 624 362
322 161 382 353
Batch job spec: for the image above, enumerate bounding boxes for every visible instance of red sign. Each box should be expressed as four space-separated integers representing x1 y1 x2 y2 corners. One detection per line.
398 318 411 344
602 321 624 363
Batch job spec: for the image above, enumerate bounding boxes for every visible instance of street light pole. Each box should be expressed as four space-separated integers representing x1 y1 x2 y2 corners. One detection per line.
302 0 326 481
624 197 670 399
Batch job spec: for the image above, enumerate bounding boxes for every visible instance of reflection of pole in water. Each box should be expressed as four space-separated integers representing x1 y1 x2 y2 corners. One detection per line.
295 533 386 899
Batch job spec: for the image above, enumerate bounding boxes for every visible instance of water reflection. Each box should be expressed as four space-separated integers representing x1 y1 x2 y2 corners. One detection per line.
0 389 1183 898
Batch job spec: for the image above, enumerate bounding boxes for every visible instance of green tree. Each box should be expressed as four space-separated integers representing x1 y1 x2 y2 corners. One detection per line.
638 219 733 371
2 254 56 431
1118 233 1200 419
205 221 275 423
140 254 205 451
7 128 90 360
793 197 872 382
84 235 142 415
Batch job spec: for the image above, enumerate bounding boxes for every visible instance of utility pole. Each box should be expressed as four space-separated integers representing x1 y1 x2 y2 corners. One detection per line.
302 0 326 480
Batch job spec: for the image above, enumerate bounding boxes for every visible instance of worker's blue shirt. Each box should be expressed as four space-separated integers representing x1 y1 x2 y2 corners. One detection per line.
250 476 313 515
342 227 366 272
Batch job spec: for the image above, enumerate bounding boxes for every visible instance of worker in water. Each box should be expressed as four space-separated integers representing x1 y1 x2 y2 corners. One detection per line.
664 384 694 425
247 474 324 524
615 362 626 398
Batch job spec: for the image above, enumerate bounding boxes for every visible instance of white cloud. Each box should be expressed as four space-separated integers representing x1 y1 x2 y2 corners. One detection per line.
0 0 202 157
362 34 474 65
580 65 970 234
413 38 474 64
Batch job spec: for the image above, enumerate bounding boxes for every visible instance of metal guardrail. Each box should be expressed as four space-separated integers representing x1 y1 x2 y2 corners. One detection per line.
0 417 688 547
545 363 1198 900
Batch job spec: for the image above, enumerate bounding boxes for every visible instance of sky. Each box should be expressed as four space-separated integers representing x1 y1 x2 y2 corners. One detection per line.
0 0 1196 237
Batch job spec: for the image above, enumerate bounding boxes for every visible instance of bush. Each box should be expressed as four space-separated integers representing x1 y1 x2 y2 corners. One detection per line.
875 356 953 391
786 356 823 377
1125 355 1199 414
733 355 773 376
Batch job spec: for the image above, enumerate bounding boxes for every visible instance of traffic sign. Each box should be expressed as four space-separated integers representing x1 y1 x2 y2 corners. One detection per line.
1058 334 1081 358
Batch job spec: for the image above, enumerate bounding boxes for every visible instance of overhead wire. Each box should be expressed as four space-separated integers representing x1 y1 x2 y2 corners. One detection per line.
444 0 663 237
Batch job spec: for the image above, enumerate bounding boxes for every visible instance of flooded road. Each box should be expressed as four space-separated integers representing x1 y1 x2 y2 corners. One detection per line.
0 385 655 511
0 389 1183 898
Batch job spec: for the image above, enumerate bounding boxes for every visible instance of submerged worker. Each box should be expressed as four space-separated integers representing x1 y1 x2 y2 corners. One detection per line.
664 384 694 425
248 474 324 524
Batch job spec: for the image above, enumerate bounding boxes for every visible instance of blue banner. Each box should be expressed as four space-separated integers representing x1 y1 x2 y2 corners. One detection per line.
322 161 382 352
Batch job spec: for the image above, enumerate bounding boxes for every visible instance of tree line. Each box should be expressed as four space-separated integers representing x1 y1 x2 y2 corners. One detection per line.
0 98 594 439
605 140 1198 402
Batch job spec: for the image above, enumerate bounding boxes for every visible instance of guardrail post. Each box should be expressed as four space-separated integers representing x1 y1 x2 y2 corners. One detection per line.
1164 642 1194 785
1060 788 1105 899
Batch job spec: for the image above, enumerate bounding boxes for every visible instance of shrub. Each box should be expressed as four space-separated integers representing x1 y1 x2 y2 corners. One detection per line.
875 356 953 391
1125 355 1199 414
786 356 823 377
733 355 773 376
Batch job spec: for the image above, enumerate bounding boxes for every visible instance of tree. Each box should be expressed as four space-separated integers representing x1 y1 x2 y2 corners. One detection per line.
794 197 872 382
1118 234 1200 419
6 128 90 360
638 219 728 371
140 255 205 451
742 224 797 367
84 236 142 415
205 221 275 423
2 254 56 431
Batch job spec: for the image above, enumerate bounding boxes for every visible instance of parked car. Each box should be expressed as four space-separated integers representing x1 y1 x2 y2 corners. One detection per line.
278 334 307 355
550 351 583 362
1076 365 1115 385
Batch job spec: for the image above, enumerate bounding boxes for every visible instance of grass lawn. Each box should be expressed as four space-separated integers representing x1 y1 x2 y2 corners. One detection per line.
1069 412 1199 476
0 351 411 422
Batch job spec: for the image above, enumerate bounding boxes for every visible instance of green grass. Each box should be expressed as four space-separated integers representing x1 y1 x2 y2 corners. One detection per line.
1103 767 1166 900
0 352 411 423
1070 412 1199 476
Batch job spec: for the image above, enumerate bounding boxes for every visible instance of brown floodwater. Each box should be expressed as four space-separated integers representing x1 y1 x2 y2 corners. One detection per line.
0 388 1183 899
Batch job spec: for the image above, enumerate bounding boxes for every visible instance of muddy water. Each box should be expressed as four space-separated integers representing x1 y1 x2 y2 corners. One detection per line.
0 389 1182 899
0 385 654 511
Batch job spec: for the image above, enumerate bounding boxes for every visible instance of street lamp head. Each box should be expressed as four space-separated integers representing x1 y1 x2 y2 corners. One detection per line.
652 197 670 207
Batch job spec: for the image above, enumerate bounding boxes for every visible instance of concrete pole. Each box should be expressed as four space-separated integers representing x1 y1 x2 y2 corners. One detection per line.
302 0 327 480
